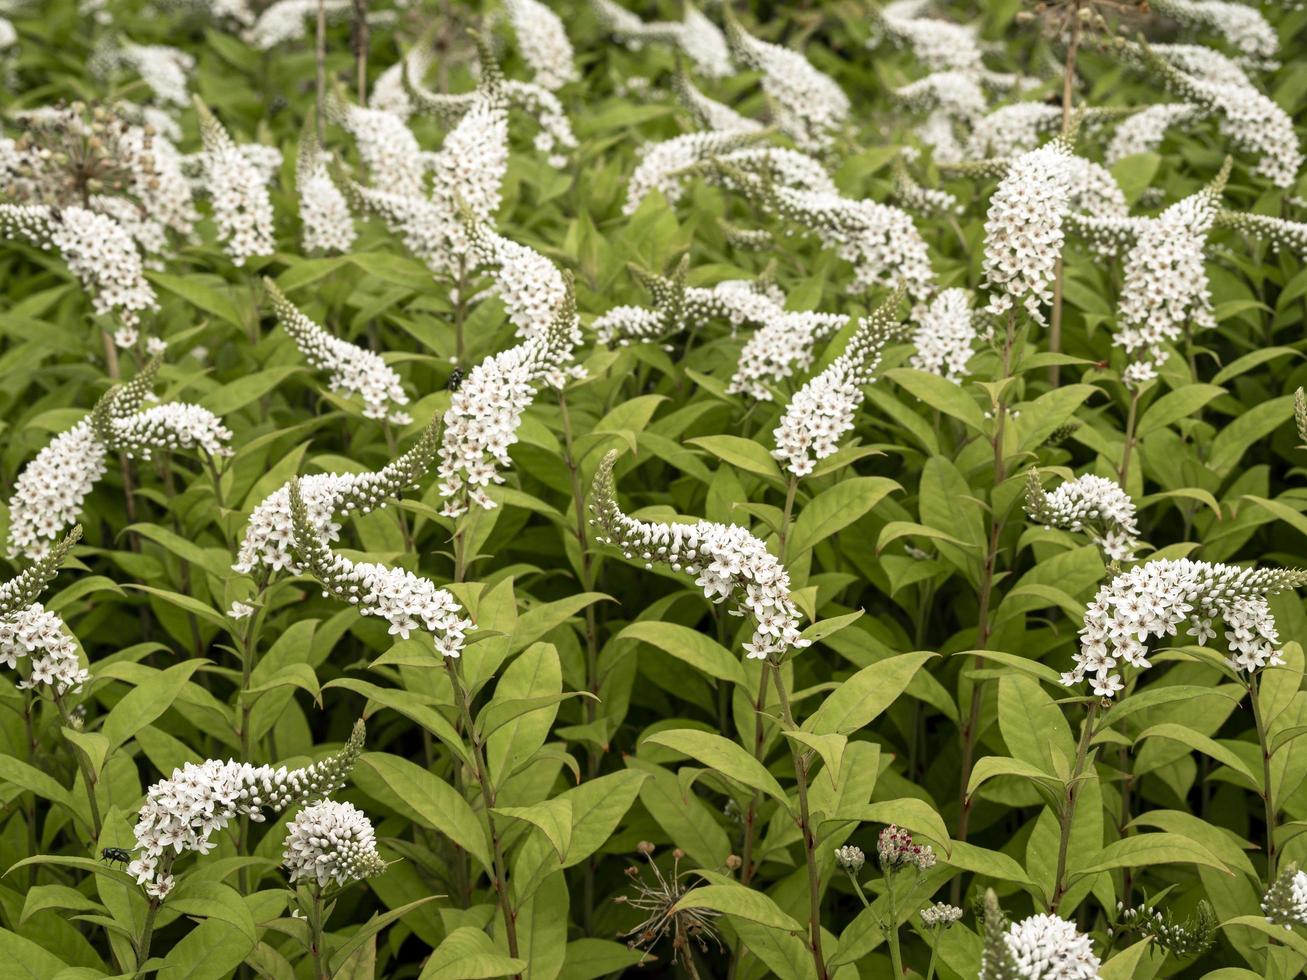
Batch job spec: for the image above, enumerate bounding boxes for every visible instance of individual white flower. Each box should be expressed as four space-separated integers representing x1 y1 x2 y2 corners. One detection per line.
1151 0 1277 68
505 0 577 90
227 601 254 620
989 914 1101 980
1025 472 1141 561
114 326 140 349
1105 103 1202 164
287 482 473 652
438 293 580 516
908 288 979 382
591 450 809 660
772 288 904 476
265 280 408 422
283 800 387 887
129 722 367 898
1063 559 1307 697
1114 176 1223 384
329 96 425 199
296 133 355 254
981 137 1073 325
724 12 849 152
193 98 275 266
0 204 157 325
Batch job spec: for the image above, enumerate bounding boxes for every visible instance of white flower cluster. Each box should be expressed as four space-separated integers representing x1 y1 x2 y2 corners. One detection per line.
266 280 408 422
967 102 1062 159
1065 559 1307 697
428 92 510 223
1263 864 1307 930
769 186 935 298
892 162 961 217
0 603 87 695
296 132 355 254
235 426 438 574
6 421 107 560
1064 156 1129 218
896 72 986 120
874 1 984 72
773 288 904 476
908 288 979 382
981 138 1073 325
593 0 731 78
283 799 387 887
505 0 577 90
1025 472 1141 561
0 203 157 325
194 99 275 266
467 223 567 339
438 297 580 516
1146 47 1302 188
916 111 965 164
591 450 809 660
1115 182 1221 387
92 40 195 106
593 305 668 347
1105 104 1201 164
245 0 350 51
676 72 761 134
921 903 964 928
130 721 366 899
729 310 848 400
877 824 936 871
625 130 765 215
330 97 425 199
1152 0 1277 67
347 184 457 274
106 402 234 461
992 914 1101 980
288 482 473 651
724 14 849 152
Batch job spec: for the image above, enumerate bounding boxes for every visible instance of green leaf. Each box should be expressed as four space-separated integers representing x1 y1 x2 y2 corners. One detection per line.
558 939 649 980
146 271 244 328
100 660 206 759
158 916 256 980
685 435 784 480
788 477 900 557
0 927 70 977
833 799 949 849
615 621 745 685
331 897 443 974
876 521 978 554
805 653 935 736
200 366 304 416
355 752 492 871
1071 833 1232 878
1137 384 1225 437
419 926 527 980
1208 395 1294 475
494 799 573 861
885 368 987 432
783 731 847 784
558 771 647 868
122 585 226 629
643 729 788 803
511 594 612 653
673 884 804 933
1134 723 1258 785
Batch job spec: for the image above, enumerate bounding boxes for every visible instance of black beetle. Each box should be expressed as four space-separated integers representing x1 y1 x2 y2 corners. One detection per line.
101 847 132 865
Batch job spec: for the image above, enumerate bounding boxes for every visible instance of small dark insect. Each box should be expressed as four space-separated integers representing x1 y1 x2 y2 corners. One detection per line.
100 847 132 865
448 368 464 392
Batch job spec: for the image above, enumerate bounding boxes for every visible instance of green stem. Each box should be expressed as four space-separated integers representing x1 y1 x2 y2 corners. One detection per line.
1118 390 1141 486
445 658 521 974
54 693 102 841
770 661 828 980
1250 673 1278 883
884 873 904 978
779 474 799 563
924 931 941 980
309 885 330 980
1049 699 1099 914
